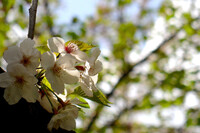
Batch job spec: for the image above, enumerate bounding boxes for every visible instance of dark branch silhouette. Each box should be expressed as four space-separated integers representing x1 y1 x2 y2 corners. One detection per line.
84 27 182 131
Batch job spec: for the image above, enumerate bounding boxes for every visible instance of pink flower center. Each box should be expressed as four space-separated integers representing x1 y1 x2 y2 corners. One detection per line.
20 55 31 67
15 76 25 85
64 43 78 53
52 63 61 75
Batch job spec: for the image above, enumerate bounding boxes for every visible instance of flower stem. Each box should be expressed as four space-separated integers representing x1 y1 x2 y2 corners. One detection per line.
41 83 65 106
37 84 56 114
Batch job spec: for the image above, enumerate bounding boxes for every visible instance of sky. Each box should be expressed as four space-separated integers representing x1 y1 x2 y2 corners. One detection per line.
55 0 163 24
55 0 99 24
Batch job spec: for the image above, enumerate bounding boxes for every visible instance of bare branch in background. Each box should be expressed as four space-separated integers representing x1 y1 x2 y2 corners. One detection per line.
84 26 183 131
85 16 200 131
85 29 179 132
28 0 38 39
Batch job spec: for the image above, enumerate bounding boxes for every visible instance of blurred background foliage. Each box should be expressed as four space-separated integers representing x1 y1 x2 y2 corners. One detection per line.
1 0 200 132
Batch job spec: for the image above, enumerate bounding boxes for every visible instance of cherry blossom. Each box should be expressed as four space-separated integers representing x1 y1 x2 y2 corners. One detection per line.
47 104 79 131
41 51 80 94
3 38 41 74
75 47 102 97
0 36 106 132
79 73 98 97
47 37 88 62
0 63 39 105
87 47 103 76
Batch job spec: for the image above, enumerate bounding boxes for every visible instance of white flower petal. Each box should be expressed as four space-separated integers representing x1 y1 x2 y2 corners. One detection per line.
3 46 22 64
4 85 21 105
60 117 76 131
41 52 56 69
38 92 60 113
47 105 79 131
65 105 79 118
89 47 101 64
20 38 35 56
80 82 93 97
24 73 38 84
46 69 65 94
72 50 88 62
57 54 77 68
20 39 41 71
91 74 98 84
26 60 40 74
47 37 65 53
79 74 98 95
47 114 61 131
0 72 14 88
7 63 28 77
22 84 38 103
60 69 79 84
81 74 90 87
89 60 103 76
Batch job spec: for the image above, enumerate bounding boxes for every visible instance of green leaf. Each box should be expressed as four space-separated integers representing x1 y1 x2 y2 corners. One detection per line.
66 32 79 40
68 94 90 108
36 45 50 54
73 86 111 106
41 77 53 91
65 40 95 52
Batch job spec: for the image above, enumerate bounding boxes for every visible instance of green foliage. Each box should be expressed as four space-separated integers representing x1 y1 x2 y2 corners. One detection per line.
41 76 53 92
161 70 186 91
68 94 90 108
66 32 79 40
118 0 132 6
36 45 50 54
1 0 200 132
2 0 15 13
73 86 110 106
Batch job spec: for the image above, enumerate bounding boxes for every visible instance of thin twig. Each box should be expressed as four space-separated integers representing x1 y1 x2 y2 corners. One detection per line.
85 16 200 130
84 29 180 131
27 0 38 39
106 29 180 98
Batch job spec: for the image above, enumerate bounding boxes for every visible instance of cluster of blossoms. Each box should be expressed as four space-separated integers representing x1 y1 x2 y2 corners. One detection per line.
0 37 104 131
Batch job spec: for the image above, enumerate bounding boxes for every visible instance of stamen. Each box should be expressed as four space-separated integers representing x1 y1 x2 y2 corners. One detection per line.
64 43 78 53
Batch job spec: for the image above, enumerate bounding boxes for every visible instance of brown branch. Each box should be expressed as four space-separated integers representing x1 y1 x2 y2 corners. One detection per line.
85 16 200 130
106 103 137 127
106 29 180 98
27 0 38 39
84 29 181 131
105 92 152 128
